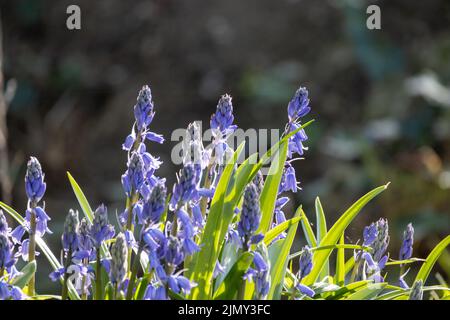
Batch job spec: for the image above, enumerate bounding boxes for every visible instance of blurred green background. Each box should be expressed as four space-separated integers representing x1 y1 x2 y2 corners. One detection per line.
0 0 449 292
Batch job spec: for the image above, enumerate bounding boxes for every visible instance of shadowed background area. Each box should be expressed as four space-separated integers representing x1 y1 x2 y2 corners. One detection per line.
0 0 449 292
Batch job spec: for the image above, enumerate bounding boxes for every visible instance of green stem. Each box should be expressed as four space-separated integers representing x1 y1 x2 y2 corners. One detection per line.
126 243 143 300
125 193 138 275
27 205 37 296
95 249 102 300
61 248 73 300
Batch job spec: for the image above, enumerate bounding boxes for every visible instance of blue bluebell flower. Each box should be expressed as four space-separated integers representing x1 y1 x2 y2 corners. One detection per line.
287 122 308 158
297 246 313 280
90 204 115 248
170 164 197 209
210 94 237 133
372 218 389 262
409 280 423 300
279 165 300 193
296 283 315 298
252 171 264 195
0 234 15 269
253 248 271 299
168 274 197 295
144 283 167 300
140 182 167 225
0 210 10 235
399 223 414 261
0 280 26 300
62 209 79 252
134 85 155 131
163 236 184 268
238 183 262 249
110 233 128 285
49 267 66 282
363 222 378 246
122 151 145 197
287 87 311 122
24 156 46 204
73 218 93 261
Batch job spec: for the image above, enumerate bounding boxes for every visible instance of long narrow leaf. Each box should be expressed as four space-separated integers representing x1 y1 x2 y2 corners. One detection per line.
336 234 345 286
299 208 317 248
415 235 450 284
268 206 301 299
302 184 389 285
315 197 328 279
213 252 254 300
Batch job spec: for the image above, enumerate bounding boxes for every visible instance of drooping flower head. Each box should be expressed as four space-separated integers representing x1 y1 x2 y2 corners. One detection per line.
297 245 313 280
144 283 167 300
0 234 14 269
0 210 9 235
279 165 300 193
287 87 311 122
122 151 145 197
134 85 155 130
163 236 184 268
141 182 167 225
25 157 46 204
399 223 414 261
62 209 79 252
91 204 115 248
210 94 235 133
170 164 197 208
0 280 26 300
409 280 423 300
237 183 261 248
253 243 271 299
110 233 128 285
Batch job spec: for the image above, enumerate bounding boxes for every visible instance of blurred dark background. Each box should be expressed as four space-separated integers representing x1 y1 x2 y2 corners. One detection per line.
0 0 449 292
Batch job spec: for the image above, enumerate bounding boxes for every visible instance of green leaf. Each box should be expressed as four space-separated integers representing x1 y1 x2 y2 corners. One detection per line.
268 206 301 299
345 282 387 300
67 172 94 220
336 234 345 286
415 235 450 284
189 142 246 299
0 201 81 300
263 216 301 246
12 261 36 289
329 280 371 299
30 295 61 300
302 184 389 286
315 197 328 279
213 252 254 300
299 208 317 248
257 141 288 234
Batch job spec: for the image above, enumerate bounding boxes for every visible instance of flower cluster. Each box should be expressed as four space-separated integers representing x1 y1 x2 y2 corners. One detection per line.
0 83 443 301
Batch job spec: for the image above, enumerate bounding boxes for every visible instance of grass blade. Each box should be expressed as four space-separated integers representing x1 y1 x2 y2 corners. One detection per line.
336 234 345 286
268 206 301 299
263 216 301 246
415 235 450 284
189 142 246 299
213 252 254 300
315 197 328 279
302 183 389 286
299 208 317 248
